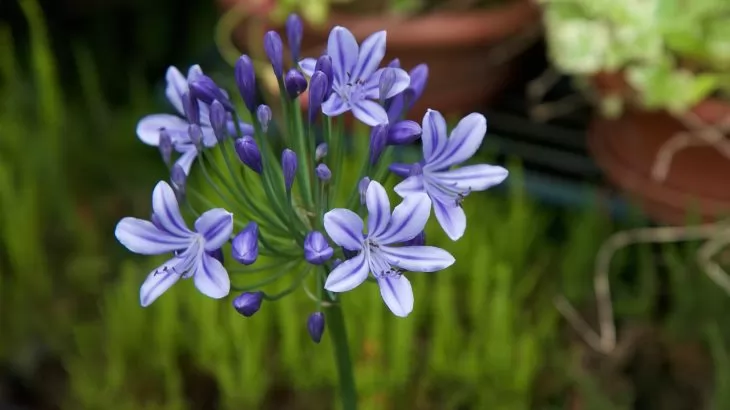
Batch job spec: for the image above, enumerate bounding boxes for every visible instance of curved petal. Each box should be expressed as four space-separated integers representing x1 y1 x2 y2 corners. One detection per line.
433 197 466 241
194 209 233 251
421 109 448 163
136 114 189 146
393 175 425 198
322 94 350 117
327 26 359 86
351 31 386 81
140 258 182 307
375 193 431 245
323 209 364 250
365 180 390 237
165 66 187 115
324 252 369 292
174 146 198 175
430 164 508 192
115 217 191 255
187 64 204 81
298 58 317 77
364 67 410 100
427 113 487 170
193 253 231 299
152 181 192 237
352 100 388 127
377 275 413 317
381 245 455 272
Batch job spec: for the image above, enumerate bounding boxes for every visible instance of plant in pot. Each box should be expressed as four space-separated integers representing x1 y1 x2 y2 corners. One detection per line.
535 0 730 224
217 0 542 119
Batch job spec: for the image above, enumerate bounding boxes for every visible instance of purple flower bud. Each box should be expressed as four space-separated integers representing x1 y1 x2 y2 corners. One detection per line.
235 55 257 113
403 230 426 246
232 222 259 265
256 104 272 133
264 31 284 79
378 68 397 105
281 149 297 192
188 124 203 150
304 231 334 265
308 71 328 122
369 124 388 164
388 58 401 68
158 129 173 165
235 136 263 174
358 177 371 205
315 143 328 161
307 312 325 343
407 64 429 109
182 92 200 125
171 163 187 192
284 69 308 99
314 55 333 95
233 291 264 317
209 100 228 142
315 163 331 182
208 248 225 264
189 75 233 111
387 120 422 145
286 14 304 63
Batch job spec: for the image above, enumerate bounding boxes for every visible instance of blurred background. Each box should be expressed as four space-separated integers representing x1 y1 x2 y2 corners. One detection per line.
1 0 730 409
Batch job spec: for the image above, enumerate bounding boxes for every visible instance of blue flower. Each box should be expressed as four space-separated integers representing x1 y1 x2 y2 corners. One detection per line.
393 110 509 241
299 27 410 126
322 181 454 317
114 181 234 306
136 65 252 174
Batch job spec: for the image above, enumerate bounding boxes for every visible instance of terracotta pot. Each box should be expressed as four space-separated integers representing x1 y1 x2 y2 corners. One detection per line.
588 99 730 224
221 0 541 120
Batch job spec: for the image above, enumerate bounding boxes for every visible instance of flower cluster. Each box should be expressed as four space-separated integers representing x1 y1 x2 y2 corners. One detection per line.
115 14 508 334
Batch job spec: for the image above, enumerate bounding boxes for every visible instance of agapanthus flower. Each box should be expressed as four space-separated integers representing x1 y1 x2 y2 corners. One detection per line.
136 65 253 174
299 27 410 126
393 110 509 240
323 181 455 317
114 181 233 306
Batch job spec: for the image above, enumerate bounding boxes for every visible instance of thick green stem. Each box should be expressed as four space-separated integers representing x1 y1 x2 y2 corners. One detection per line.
326 301 357 410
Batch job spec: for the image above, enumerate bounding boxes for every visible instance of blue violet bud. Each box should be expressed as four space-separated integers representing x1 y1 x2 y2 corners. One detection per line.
235 136 263 174
315 163 331 182
314 55 333 95
308 71 328 123
263 31 284 79
304 231 334 265
188 124 203 150
257 104 272 133
281 149 298 192
189 75 233 110
369 124 388 165
286 14 304 62
158 129 173 165
284 69 308 99
182 92 200 125
232 222 259 265
387 120 422 145
233 291 264 317
315 143 328 161
358 177 371 205
209 100 228 142
235 55 257 113
307 312 325 343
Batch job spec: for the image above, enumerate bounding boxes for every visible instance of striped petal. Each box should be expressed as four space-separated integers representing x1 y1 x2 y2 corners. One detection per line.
427 113 487 170
324 252 369 292
365 180 390 237
194 209 233 251
380 245 455 272
193 252 230 299
140 257 182 307
377 275 413 317
152 181 192 237
351 31 386 81
375 193 431 245
324 209 364 251
115 217 191 255
432 197 466 241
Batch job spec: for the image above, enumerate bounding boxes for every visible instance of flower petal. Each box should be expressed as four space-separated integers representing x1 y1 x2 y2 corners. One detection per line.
393 175 425 198
322 94 350 117
115 217 191 255
174 145 198 175
140 258 182 307
427 113 487 170
152 181 192 237
375 193 431 245
187 64 204 81
430 164 509 192
324 252 369 292
433 197 466 241
327 26 359 87
299 58 317 77
194 209 233 251
365 180 390 237
323 209 364 250
193 253 231 299
377 275 413 317
351 31 386 81
364 67 410 100
352 100 388 127
165 66 188 115
381 245 455 272
136 114 189 146
421 109 448 163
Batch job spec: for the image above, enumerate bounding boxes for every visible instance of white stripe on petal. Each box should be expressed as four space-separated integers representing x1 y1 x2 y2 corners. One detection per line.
375 193 431 245
430 164 508 192
136 114 189 146
324 209 364 250
352 100 388 127
377 275 413 317
115 217 191 255
351 31 386 81
393 175 425 198
324 252 369 292
433 197 466 241
380 245 455 272
152 181 193 237
421 110 448 163
365 180 390 237
194 209 233 251
328 26 359 87
140 258 182 307
193 253 231 299
427 113 487 170
298 58 317 77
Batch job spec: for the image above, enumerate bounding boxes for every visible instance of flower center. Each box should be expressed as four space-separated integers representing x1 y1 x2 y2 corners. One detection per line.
155 234 204 278
366 240 403 279
424 173 471 208
336 72 366 103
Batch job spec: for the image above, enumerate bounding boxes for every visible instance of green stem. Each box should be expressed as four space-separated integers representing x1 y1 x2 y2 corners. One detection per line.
326 300 358 410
